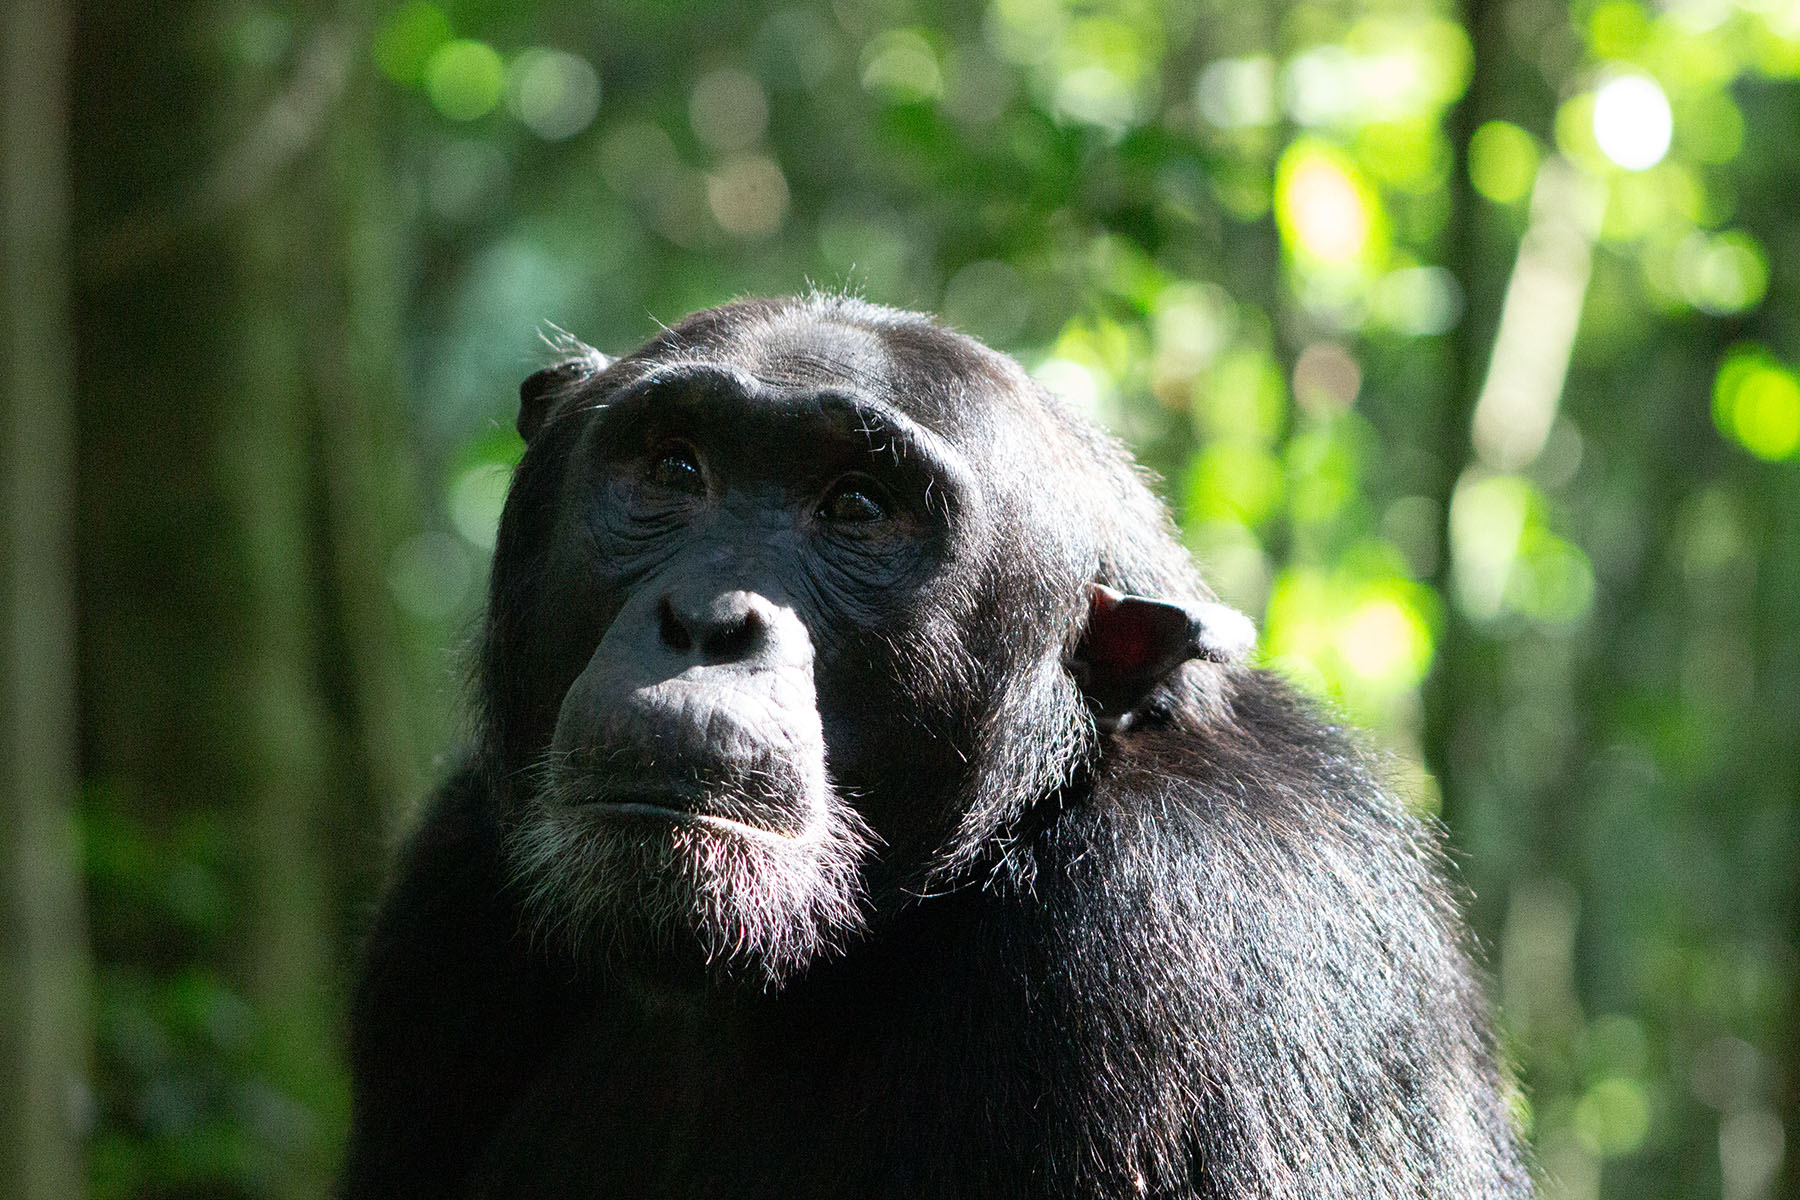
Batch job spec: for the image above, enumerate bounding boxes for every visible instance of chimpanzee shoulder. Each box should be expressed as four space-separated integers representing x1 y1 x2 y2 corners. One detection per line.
340 768 591 1198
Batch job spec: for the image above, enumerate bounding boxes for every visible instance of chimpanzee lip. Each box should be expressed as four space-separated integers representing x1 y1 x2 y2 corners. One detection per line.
574 783 812 843
590 805 802 845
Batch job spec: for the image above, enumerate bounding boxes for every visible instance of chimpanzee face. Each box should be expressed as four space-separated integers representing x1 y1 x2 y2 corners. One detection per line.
486 304 1249 989
496 316 1005 987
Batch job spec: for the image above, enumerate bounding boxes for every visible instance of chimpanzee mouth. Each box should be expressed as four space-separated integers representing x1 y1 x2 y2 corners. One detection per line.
540 768 819 842
584 794 815 845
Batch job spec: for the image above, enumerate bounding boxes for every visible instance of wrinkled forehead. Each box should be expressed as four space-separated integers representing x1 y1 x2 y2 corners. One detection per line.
729 315 897 392
691 309 1029 443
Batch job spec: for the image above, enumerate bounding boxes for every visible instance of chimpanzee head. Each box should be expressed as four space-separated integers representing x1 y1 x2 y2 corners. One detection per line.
478 296 1253 987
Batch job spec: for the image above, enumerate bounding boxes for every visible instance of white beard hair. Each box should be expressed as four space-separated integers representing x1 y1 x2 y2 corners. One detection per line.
505 762 875 989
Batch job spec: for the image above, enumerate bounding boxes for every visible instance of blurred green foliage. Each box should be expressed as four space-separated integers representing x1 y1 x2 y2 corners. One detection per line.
78 0 1800 1197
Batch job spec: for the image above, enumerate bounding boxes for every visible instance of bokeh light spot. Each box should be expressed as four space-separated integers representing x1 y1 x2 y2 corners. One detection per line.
1281 46 1356 127
447 462 514 550
1034 358 1106 418
1195 56 1276 128
1151 283 1235 382
1286 427 1360 527
1469 120 1540 205
1573 1077 1651 1157
1592 73 1673 170
706 156 790 239
861 30 943 104
1054 65 1140 133
1588 1 1651 59
373 2 450 86
690 67 770 152
1187 445 1284 527
1261 563 1439 723
1275 140 1385 271
1675 230 1769 315
1509 530 1596 625
1197 349 1286 444
1336 592 1432 687
1374 266 1464 336
1449 473 1529 621
1678 89 1745 164
425 39 506 122
507 49 600 141
1357 119 1448 193
1720 1110 1785 1200
983 0 1062 67
1713 346 1800 461
1292 342 1361 414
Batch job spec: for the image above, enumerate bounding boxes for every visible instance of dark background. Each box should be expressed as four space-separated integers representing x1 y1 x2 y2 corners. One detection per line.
2 0 1797 1197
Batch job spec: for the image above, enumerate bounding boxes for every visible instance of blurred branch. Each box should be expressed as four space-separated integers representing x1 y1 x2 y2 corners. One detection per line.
80 21 356 280
0 0 93 1196
297 109 425 837
1468 158 1605 472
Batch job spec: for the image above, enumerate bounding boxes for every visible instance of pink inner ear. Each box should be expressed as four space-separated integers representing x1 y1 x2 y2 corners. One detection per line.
1107 624 1154 671
1079 585 1203 720
1087 598 1155 671
1086 586 1189 674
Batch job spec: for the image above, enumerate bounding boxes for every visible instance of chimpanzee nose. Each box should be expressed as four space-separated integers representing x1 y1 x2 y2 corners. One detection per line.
658 590 773 666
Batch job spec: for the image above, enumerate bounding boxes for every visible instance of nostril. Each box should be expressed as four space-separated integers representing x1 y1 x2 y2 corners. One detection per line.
704 612 760 663
663 591 775 664
659 599 692 654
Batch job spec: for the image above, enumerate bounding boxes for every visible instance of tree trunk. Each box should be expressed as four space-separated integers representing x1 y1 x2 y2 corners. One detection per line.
1423 0 1500 846
0 0 94 1197
68 2 423 1191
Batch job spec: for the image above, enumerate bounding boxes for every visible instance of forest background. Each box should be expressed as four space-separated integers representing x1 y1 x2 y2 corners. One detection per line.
3 0 1798 1197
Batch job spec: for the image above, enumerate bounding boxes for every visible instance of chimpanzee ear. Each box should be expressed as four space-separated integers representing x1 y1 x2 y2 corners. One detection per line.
1072 583 1256 723
518 353 610 442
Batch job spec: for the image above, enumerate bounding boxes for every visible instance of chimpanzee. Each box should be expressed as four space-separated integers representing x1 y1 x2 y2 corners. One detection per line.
339 295 1533 1199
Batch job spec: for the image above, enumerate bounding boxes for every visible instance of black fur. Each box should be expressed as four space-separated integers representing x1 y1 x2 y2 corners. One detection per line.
340 295 1532 1198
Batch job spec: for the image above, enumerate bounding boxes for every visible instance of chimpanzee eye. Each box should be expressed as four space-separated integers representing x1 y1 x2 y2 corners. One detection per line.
648 445 705 493
819 478 890 524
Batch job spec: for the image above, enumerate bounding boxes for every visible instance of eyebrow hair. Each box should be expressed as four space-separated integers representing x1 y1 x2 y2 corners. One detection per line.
820 395 925 464
588 364 932 457
586 365 976 518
